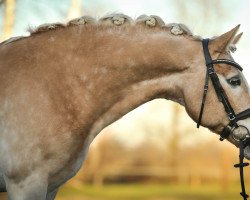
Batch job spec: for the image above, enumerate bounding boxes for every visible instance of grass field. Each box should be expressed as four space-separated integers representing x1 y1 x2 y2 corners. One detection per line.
0 183 244 200
55 183 242 200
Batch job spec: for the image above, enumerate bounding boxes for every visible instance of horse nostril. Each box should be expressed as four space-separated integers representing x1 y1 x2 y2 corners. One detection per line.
232 125 250 141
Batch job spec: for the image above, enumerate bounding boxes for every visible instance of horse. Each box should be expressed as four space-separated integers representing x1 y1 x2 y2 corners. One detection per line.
0 14 249 200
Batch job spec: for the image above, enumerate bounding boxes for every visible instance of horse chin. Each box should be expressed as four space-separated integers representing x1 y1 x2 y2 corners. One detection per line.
244 146 250 160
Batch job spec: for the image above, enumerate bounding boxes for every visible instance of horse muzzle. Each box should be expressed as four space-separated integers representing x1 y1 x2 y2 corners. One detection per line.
221 123 250 161
223 125 250 145
220 108 250 148
220 110 250 160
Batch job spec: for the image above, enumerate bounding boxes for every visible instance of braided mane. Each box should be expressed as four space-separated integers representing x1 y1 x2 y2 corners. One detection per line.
29 14 200 39
1 14 202 46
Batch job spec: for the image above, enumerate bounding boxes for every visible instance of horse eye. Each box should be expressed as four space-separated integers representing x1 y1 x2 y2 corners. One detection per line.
227 77 241 86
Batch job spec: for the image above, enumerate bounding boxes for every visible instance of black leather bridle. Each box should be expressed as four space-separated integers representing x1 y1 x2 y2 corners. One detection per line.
197 38 250 200
197 38 250 143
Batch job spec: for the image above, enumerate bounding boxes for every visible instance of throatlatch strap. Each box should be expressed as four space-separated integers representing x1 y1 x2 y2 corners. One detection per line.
197 39 212 128
202 39 213 65
197 69 209 128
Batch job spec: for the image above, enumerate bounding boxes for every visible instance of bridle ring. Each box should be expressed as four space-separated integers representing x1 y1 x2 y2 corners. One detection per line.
231 125 250 142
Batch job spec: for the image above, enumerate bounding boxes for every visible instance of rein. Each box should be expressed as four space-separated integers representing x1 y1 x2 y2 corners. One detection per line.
235 140 249 200
197 38 250 200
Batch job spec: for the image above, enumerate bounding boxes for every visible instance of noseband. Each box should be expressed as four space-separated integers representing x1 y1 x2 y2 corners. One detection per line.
197 38 250 200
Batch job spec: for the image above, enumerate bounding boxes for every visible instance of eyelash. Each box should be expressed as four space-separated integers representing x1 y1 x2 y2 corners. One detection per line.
227 77 241 87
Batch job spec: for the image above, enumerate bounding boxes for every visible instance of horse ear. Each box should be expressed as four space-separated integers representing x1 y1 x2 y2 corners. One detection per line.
232 32 243 45
210 25 240 53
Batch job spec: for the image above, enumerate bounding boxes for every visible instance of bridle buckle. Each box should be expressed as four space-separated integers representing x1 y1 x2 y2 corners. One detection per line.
229 114 236 121
208 68 215 75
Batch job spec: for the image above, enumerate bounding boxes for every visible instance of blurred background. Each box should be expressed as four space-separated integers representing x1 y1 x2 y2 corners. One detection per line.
0 0 250 200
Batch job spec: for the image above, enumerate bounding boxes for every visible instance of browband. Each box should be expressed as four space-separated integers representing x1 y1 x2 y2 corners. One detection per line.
211 59 243 71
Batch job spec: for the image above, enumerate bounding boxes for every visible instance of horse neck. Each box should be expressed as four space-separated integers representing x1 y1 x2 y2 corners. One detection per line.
46 26 196 138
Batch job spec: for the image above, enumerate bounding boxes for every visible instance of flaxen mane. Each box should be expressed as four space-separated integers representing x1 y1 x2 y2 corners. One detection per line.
29 13 197 37
1 13 238 53
1 14 204 47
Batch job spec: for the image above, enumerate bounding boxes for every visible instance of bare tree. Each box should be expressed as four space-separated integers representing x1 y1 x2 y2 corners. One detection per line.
167 103 181 181
2 0 15 40
67 0 83 20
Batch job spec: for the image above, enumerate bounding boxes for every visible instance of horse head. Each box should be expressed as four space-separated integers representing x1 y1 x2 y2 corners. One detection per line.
182 26 250 158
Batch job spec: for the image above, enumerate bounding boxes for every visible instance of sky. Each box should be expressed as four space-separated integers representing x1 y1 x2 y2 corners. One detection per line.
0 0 249 147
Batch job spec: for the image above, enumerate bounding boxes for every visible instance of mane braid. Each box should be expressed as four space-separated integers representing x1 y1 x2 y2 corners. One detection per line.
28 14 199 37
1 13 202 46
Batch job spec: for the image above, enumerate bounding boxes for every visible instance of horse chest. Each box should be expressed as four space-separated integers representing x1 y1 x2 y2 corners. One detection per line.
48 138 91 190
